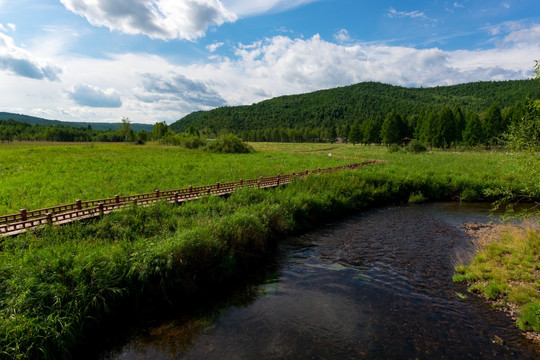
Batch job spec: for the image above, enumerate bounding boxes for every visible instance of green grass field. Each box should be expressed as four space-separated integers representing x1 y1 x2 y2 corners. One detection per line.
1 142 538 214
0 141 538 359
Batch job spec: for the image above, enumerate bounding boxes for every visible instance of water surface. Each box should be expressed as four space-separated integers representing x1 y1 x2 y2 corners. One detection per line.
97 203 539 359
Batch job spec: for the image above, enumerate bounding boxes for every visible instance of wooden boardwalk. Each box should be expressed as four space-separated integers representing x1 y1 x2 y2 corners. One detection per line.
0 160 381 237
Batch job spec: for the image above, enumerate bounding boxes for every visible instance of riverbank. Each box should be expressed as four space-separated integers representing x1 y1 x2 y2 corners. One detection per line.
454 222 540 343
1 143 539 359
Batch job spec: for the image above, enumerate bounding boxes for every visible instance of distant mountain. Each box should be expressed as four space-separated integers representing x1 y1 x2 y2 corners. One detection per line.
0 112 154 132
170 80 540 133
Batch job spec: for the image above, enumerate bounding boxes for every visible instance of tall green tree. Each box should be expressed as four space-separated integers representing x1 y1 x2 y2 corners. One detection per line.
380 110 407 144
462 112 484 146
483 103 504 144
348 122 362 145
434 106 455 147
153 121 169 140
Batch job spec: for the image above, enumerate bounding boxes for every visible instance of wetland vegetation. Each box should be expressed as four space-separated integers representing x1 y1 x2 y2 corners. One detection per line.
0 141 539 359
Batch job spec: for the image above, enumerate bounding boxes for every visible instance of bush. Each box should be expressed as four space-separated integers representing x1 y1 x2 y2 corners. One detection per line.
407 140 428 153
205 134 254 154
388 144 401 153
183 135 205 149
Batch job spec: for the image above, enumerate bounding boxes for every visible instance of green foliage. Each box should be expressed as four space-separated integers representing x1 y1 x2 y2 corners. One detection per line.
380 110 407 144
348 123 362 145
406 140 427 153
454 227 540 332
170 80 540 135
205 134 254 154
0 112 153 132
462 112 485 146
1 142 539 358
483 103 505 145
152 121 169 140
504 97 540 151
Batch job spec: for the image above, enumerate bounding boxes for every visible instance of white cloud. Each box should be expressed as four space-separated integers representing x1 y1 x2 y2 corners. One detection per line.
0 32 62 80
333 29 351 43
7 23 16 32
502 24 540 46
454 2 464 8
1 21 539 124
59 0 237 40
387 7 427 19
67 84 122 108
206 41 224 52
135 72 226 110
222 0 320 17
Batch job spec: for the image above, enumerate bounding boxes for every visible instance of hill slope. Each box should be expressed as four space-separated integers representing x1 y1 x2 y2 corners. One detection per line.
0 112 153 132
170 80 539 133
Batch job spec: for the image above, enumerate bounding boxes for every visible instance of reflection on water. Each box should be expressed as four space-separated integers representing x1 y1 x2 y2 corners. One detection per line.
97 203 540 359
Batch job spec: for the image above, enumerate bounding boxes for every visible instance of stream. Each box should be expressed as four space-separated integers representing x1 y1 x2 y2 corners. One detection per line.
94 203 539 359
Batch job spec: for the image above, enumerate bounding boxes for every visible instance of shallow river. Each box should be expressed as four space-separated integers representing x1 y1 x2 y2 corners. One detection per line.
96 203 539 359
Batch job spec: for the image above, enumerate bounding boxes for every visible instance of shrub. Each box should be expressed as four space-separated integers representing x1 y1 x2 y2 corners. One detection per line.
407 140 428 153
388 143 401 153
205 134 254 154
183 135 205 149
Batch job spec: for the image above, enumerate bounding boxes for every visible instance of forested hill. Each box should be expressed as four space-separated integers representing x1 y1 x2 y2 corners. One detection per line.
170 80 539 133
0 112 153 132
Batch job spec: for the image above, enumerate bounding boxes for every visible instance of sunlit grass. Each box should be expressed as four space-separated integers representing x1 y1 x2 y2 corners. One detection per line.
453 226 540 332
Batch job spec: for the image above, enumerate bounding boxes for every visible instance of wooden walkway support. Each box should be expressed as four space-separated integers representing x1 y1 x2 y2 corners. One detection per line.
0 160 382 237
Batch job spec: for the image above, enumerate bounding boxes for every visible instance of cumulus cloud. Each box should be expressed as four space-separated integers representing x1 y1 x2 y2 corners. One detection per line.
0 33 62 81
67 84 123 107
60 0 237 40
136 73 226 110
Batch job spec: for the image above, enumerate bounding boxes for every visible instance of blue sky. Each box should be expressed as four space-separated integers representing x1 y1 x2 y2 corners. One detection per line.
1 0 539 124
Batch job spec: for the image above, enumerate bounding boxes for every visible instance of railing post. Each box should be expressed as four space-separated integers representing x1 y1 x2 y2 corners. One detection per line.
174 192 179 203
115 195 120 203
76 199 82 210
240 179 243 187
133 198 138 206
207 188 211 195
189 186 193 194
155 189 160 198
216 182 220 190
20 209 27 221
276 174 280 186
98 203 104 215
46 212 53 224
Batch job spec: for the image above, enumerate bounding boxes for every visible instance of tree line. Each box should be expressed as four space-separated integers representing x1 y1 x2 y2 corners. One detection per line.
0 118 152 143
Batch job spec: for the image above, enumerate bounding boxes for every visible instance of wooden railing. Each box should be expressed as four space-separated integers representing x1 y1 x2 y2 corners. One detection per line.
0 160 382 237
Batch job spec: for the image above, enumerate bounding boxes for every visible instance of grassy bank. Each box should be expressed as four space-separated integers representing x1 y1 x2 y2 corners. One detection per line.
1 142 539 359
453 225 540 334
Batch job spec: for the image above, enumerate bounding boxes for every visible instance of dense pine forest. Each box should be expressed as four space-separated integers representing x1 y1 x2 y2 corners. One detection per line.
170 80 540 146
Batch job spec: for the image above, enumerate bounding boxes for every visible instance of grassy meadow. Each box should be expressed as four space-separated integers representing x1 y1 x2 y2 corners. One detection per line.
0 141 539 359
1 141 538 214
